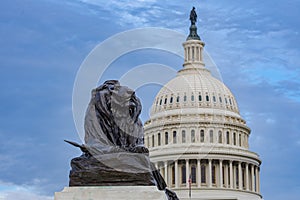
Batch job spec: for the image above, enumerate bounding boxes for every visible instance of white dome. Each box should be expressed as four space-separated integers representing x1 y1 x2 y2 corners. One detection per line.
150 67 239 117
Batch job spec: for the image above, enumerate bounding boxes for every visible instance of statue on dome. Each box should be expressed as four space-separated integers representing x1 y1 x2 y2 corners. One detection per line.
190 7 197 25
65 80 179 200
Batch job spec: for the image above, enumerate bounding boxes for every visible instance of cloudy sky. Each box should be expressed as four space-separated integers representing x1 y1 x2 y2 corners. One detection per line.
1 0 300 199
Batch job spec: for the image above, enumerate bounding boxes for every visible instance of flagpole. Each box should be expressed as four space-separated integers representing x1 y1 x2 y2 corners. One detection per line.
188 174 191 199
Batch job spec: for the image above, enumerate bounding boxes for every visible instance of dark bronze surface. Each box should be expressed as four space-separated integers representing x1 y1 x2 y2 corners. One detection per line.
66 80 179 200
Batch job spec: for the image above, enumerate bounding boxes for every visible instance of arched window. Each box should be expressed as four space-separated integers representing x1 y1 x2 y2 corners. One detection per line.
233 132 236 145
199 95 202 101
165 132 168 145
209 130 214 143
182 165 186 184
158 133 161 146
213 96 216 102
201 164 206 183
225 98 228 104
182 130 186 143
159 99 162 105
200 130 204 142
229 98 232 105
172 165 175 185
222 166 225 185
218 131 222 143
212 165 216 184
226 131 230 144
191 165 196 183
219 96 222 103
164 98 167 104
176 96 180 102
184 95 187 102
170 97 173 103
173 131 177 144
191 95 194 101
152 135 155 147
206 95 209 102
191 130 195 143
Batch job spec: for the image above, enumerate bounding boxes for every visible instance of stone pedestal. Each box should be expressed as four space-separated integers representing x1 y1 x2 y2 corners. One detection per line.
54 186 167 200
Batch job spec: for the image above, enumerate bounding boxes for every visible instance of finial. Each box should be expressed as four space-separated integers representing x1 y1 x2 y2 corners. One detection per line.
187 7 201 41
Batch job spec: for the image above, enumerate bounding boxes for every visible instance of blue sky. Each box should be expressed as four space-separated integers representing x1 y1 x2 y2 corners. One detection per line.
0 0 300 199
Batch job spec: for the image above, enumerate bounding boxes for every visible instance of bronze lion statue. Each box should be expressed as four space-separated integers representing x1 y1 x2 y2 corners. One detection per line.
66 80 178 200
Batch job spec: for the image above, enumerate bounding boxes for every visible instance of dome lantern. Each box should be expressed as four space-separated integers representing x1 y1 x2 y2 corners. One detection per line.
183 7 206 69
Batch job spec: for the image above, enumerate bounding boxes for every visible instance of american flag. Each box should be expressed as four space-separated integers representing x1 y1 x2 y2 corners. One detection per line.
188 174 192 198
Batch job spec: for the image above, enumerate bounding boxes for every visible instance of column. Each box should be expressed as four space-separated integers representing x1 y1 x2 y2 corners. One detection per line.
255 166 259 192
225 163 229 188
251 165 255 192
238 162 242 190
197 159 201 188
208 159 212 187
229 161 233 189
245 163 249 191
198 46 201 61
175 160 179 188
219 160 223 188
200 47 203 61
164 161 168 185
186 159 189 188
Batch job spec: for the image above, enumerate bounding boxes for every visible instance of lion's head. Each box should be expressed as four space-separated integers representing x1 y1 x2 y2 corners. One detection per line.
85 80 144 151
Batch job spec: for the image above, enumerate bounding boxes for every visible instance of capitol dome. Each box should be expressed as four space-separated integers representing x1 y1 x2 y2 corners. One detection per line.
150 64 240 117
144 8 262 200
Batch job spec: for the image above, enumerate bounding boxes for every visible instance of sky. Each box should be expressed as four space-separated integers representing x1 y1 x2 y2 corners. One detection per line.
0 0 300 199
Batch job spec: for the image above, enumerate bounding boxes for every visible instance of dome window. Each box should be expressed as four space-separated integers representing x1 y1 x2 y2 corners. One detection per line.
233 132 237 145
209 130 214 143
159 99 162 105
229 98 232 105
199 95 202 101
176 96 180 103
206 95 209 102
158 133 161 146
152 135 155 147
191 130 195 142
219 97 222 103
184 95 187 102
165 132 168 145
200 130 204 142
218 131 222 143
182 130 186 143
173 131 177 144
191 95 195 101
170 97 173 103
164 98 167 104
213 96 216 102
225 98 228 104
226 131 230 144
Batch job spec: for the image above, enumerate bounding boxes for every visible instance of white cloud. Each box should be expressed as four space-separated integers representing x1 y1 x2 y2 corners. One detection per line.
0 181 52 200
